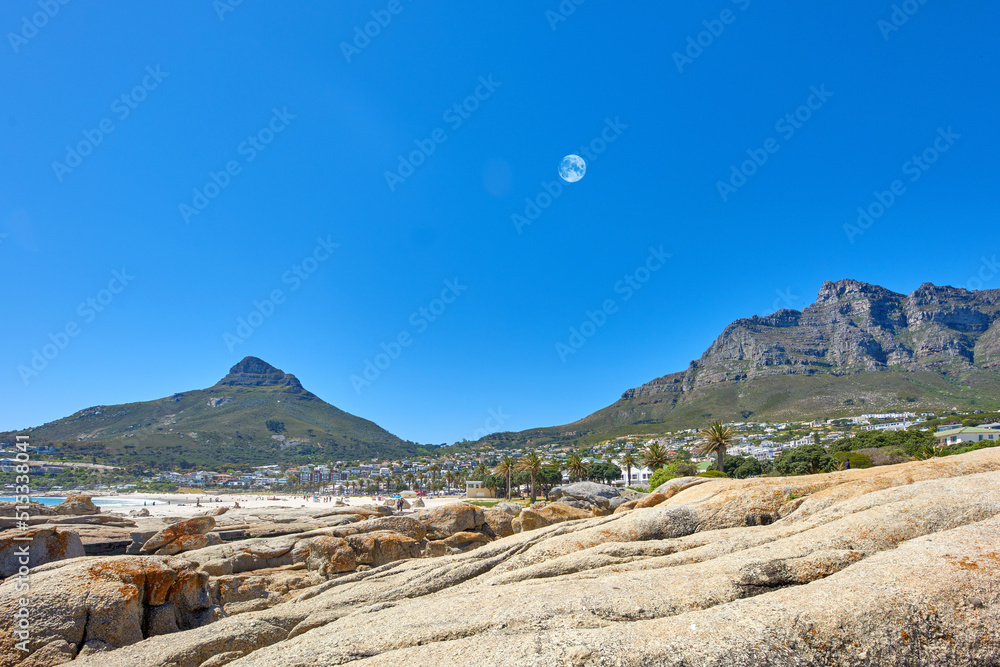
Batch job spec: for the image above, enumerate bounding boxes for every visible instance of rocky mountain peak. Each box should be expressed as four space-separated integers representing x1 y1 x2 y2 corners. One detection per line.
215 356 309 393
814 279 903 305
621 279 1000 406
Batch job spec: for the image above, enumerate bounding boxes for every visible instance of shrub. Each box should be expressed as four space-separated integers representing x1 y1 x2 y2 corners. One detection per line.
697 470 728 478
648 462 700 490
856 447 908 466
831 451 873 469
773 444 833 476
710 454 763 478
827 430 933 456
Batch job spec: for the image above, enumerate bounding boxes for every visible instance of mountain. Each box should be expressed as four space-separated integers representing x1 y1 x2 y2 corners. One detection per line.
533 280 1000 443
7 357 431 468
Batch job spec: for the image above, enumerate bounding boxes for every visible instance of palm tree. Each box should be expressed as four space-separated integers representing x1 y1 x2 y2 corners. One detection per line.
639 442 671 471
428 464 441 486
473 461 488 481
515 451 543 502
566 451 588 482
483 475 499 496
405 472 416 490
698 421 737 475
914 444 945 460
620 452 637 487
493 455 516 499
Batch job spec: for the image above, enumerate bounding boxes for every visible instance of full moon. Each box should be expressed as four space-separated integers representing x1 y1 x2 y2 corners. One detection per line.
558 154 586 183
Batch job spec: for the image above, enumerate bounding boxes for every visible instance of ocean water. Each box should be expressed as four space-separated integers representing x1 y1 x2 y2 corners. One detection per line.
1 496 64 506
0 496 147 508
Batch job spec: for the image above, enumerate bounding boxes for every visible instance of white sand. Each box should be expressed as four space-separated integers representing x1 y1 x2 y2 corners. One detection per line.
95 492 466 518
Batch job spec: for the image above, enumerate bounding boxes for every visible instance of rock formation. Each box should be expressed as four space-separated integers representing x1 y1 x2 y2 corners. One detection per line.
212 357 313 396
0 527 84 578
585 280 1000 428
0 555 219 664
53 495 101 515
0 449 1000 667
5 452 1000 665
649 280 1000 390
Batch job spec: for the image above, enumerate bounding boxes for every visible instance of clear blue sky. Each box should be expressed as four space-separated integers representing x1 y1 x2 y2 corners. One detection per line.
2 1 997 444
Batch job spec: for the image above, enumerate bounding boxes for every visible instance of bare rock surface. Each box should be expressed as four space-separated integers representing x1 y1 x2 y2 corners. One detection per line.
550 482 619 503
513 502 593 532
141 516 216 554
0 497 135 533
53 495 101 515
11 448 1000 666
0 527 84 578
0 555 219 666
193 505 385 540
482 509 514 538
491 501 521 517
417 503 485 540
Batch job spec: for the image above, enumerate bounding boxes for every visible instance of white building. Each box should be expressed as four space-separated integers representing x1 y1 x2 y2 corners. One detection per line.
850 412 916 425
935 428 1000 446
615 465 655 488
860 420 924 432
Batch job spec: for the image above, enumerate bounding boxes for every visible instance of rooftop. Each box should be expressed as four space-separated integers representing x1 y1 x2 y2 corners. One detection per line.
936 427 999 436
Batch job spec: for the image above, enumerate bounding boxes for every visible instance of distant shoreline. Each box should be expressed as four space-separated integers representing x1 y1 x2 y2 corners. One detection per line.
4 490 465 518
5 490 465 518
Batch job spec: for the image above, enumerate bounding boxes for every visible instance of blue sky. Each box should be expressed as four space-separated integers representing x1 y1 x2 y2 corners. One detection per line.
2 1 997 444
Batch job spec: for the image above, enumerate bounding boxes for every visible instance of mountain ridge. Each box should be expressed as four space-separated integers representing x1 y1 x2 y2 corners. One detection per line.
518 279 1000 445
9 280 1000 461
4 356 432 468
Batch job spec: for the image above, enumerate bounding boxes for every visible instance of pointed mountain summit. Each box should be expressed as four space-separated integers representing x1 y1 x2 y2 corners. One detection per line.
9 357 430 467
215 356 311 395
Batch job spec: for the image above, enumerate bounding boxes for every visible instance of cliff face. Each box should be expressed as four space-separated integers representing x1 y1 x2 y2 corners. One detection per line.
625 279 1000 402
214 356 313 396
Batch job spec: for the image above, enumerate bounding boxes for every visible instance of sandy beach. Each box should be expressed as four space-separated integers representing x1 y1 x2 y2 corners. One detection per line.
93 492 468 518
